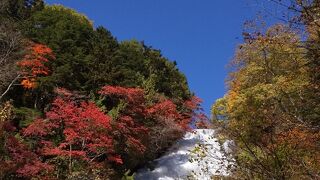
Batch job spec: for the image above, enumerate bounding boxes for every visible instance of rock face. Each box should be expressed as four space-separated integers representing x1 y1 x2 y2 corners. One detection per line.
135 129 232 180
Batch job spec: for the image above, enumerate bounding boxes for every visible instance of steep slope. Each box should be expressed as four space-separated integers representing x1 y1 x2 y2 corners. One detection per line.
135 129 232 180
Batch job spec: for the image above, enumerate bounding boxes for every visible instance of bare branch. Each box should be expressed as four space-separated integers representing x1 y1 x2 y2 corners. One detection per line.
0 74 20 101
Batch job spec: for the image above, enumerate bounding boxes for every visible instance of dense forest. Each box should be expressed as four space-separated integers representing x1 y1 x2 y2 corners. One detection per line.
1 0 320 179
212 0 320 179
0 0 207 179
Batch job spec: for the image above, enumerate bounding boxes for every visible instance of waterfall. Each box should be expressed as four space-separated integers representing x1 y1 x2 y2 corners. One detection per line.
135 129 233 180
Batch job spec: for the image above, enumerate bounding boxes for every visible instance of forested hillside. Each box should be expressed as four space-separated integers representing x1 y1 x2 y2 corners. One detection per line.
212 0 320 179
0 1 206 179
1 0 320 179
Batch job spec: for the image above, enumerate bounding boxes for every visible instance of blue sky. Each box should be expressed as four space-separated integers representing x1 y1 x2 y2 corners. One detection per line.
45 0 277 115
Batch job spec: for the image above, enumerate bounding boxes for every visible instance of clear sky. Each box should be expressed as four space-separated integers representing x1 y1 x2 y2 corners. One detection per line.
45 0 275 115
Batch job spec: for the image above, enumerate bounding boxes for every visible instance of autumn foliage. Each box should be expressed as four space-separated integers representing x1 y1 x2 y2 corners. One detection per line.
17 43 55 89
21 88 122 178
212 23 320 178
0 86 200 178
0 1 201 179
98 86 198 168
0 101 52 179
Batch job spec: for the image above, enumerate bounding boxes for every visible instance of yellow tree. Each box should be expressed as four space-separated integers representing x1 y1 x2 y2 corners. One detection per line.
212 24 320 179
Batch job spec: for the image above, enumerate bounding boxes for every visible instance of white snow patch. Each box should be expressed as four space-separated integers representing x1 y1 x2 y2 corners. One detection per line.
135 129 232 180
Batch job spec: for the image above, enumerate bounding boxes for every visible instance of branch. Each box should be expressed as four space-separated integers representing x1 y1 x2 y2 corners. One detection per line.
0 74 20 100
89 153 105 162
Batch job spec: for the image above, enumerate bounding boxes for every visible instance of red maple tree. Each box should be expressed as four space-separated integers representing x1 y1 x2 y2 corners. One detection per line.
23 88 121 177
0 108 52 178
99 86 203 166
99 86 149 156
17 43 55 89
4 136 53 178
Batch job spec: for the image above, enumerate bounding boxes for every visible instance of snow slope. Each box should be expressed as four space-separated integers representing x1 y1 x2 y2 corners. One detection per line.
135 129 232 180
